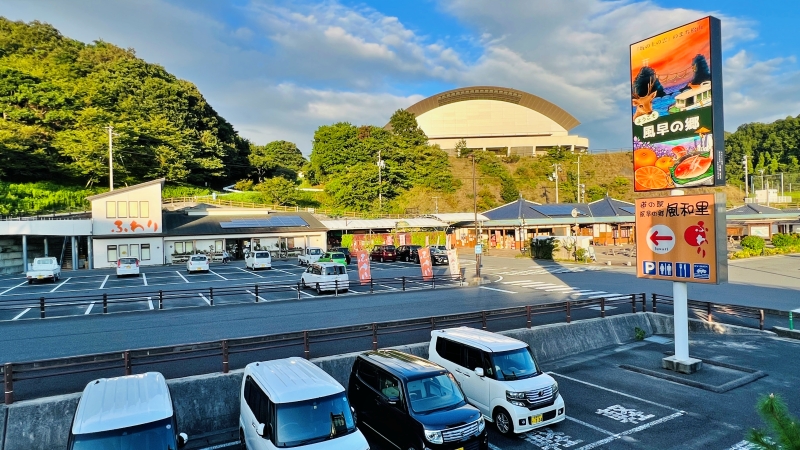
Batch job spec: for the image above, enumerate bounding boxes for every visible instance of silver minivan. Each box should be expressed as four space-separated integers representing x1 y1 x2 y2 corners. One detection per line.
245 251 272 270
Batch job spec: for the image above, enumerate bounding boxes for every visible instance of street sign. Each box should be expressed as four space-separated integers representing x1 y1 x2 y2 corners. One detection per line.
475 244 482 255
635 193 727 284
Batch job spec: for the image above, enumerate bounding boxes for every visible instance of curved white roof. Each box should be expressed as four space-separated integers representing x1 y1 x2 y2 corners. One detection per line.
247 357 344 404
72 372 173 435
321 218 448 230
433 327 527 352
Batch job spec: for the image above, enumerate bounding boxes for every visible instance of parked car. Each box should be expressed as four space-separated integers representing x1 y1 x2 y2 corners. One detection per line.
186 254 210 273
319 251 348 265
300 262 349 294
240 358 369 450
348 349 488 450
298 247 324 266
245 250 272 270
67 372 188 450
116 257 140 277
369 245 397 262
331 247 352 264
428 246 450 265
428 327 565 435
25 257 61 284
396 245 422 262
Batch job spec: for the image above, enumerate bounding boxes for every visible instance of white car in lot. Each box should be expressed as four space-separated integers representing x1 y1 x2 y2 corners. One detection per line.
300 262 349 294
116 257 140 278
186 254 210 273
245 251 272 270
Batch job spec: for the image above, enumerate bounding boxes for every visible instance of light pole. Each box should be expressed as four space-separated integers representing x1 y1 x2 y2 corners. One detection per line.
104 125 117 191
574 156 581 202
471 154 480 278
742 155 749 197
377 151 385 211
548 164 562 203
432 196 440 214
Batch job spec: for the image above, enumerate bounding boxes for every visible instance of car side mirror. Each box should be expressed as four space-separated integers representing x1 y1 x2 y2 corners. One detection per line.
475 367 485 377
387 396 400 406
177 432 189 448
256 423 266 437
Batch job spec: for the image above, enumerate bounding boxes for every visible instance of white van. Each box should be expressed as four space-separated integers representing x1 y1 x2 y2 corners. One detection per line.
67 372 188 449
186 254 210 273
428 327 565 435
300 262 349 294
240 358 369 450
246 250 272 270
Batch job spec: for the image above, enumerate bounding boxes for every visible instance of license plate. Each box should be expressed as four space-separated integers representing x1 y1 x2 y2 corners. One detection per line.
530 414 543 424
37 276 43 279
125 265 131 269
455 448 463 450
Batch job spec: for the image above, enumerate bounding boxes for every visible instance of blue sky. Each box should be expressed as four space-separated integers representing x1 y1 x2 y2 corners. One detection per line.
2 0 798 154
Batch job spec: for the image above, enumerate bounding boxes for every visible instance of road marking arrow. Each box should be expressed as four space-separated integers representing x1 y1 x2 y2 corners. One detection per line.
650 231 674 246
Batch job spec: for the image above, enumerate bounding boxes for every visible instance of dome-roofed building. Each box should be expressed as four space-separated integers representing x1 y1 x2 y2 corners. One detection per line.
392 86 589 157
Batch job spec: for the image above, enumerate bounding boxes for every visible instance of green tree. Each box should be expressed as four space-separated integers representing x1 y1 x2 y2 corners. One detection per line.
249 140 306 182
254 177 299 206
747 393 800 450
388 109 427 147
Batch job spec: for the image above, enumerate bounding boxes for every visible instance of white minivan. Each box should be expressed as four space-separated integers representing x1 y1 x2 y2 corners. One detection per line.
245 251 272 270
68 372 188 449
240 358 369 450
300 262 349 294
429 327 565 435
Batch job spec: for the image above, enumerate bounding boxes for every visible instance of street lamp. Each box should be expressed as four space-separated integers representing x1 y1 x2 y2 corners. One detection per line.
470 154 481 278
573 156 581 202
548 164 562 203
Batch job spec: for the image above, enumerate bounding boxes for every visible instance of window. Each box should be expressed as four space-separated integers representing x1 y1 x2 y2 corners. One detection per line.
117 201 128 218
107 245 118 262
130 244 139 259
140 201 149 218
356 359 379 391
118 244 129 257
129 201 139 218
466 347 484 373
377 370 401 400
245 377 272 427
141 244 151 261
185 241 193 254
215 240 223 252
436 337 464 366
106 201 116 218
175 242 184 254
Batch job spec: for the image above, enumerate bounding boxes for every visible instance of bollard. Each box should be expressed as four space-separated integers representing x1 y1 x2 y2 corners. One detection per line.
790 311 794 331
481 311 487 330
430 317 436 330
566 301 571 323
210 287 214 306
297 283 301 301
4 363 13 405
641 293 646 312
124 351 132 376
526 305 532 329
335 279 339 297
631 294 637 313
600 298 606 318
222 340 229 374
759 310 764 331
432 273 435 289
706 302 712 323
255 284 259 303
370 278 374 294
103 293 108 314
651 293 657 313
303 331 310 359
372 323 378 351
158 290 163 310
402 276 406 291
40 297 45 319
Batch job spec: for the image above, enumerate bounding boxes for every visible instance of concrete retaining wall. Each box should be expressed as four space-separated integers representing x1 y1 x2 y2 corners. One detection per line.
0 313 771 450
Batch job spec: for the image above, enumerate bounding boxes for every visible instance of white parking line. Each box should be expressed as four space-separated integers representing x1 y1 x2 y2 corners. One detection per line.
236 267 264 278
574 412 684 450
84 302 94 315
142 273 148 286
566 415 615 435
572 291 607 297
198 293 211 305
0 281 28 296
146 297 153 310
549 372 682 412
246 289 267 302
544 286 579 292
378 284 398 290
479 286 517 294
198 441 239 450
271 267 297 276
533 284 561 290
12 308 31 321
209 270 228 280
99 275 109 289
176 271 189 283
293 287 316 298
488 444 502 450
49 277 71 293
587 293 620 299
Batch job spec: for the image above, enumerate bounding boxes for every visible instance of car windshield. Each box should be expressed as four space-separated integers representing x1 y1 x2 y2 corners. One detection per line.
406 373 465 414
331 253 345 259
69 417 177 450
33 258 57 266
254 252 270 258
324 266 346 275
384 246 395 251
190 256 206 262
275 393 355 447
491 347 541 380
119 258 137 264
309 249 322 255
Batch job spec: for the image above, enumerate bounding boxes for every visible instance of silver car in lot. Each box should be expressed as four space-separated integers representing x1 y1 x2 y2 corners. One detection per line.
186 254 210 273
116 257 140 278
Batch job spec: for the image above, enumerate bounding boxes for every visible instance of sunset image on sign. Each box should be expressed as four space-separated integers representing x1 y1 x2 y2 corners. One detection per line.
630 17 724 191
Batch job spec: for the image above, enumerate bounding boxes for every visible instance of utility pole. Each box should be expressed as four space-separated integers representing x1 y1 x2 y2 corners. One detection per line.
105 125 115 191
472 155 480 278
550 163 561 203
432 196 440 214
575 156 581 202
742 155 749 197
377 151 385 211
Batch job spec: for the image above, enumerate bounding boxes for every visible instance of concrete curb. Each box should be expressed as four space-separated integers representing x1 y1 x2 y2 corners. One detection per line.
0 405 6 449
2 393 80 450
772 326 800 340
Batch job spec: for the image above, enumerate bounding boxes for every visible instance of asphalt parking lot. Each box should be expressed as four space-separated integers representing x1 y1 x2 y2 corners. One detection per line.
0 259 464 321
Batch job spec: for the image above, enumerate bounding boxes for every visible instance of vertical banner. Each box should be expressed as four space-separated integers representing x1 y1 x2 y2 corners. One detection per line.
630 16 724 191
418 247 434 280
446 249 460 279
355 250 371 285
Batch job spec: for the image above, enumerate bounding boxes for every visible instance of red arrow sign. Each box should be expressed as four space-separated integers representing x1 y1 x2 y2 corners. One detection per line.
650 231 673 246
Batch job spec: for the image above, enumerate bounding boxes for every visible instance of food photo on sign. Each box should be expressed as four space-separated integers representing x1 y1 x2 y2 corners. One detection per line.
630 16 723 192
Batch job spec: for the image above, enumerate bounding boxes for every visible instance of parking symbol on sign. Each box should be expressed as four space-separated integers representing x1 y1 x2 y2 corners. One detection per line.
675 263 691 278
643 261 656 275
658 262 673 276
693 264 710 280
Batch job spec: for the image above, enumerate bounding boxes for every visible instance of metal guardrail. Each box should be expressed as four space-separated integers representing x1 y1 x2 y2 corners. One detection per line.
651 293 765 330
2 292 642 404
0 275 463 319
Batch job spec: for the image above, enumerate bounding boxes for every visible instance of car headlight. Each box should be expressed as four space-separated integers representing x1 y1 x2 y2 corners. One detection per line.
477 415 485 432
423 429 443 444
506 390 527 407
552 382 559 398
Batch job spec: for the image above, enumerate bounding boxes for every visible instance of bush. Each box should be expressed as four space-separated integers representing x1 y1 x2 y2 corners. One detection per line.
771 233 800 248
575 247 589 263
531 237 558 260
741 236 765 252
634 327 646 341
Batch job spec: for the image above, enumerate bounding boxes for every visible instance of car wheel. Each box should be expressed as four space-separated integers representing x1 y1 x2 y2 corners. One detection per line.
301 279 307 289
116 275 120 278
494 408 513 435
28 279 32 285
240 428 247 450
414 255 420 264
380 256 384 262
316 284 321 295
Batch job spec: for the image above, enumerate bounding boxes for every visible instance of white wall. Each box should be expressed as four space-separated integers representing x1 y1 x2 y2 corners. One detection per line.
417 100 568 137
93 237 164 268
91 183 163 236
0 220 92 236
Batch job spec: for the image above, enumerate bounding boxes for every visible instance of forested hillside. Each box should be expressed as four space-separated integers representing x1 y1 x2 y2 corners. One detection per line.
724 114 800 189
0 18 251 187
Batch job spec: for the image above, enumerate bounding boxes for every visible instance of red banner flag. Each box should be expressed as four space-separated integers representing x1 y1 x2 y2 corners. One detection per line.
418 247 434 281
355 250 371 285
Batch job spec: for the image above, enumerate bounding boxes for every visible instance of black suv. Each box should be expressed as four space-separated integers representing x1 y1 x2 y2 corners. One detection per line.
397 245 422 262
348 349 488 450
